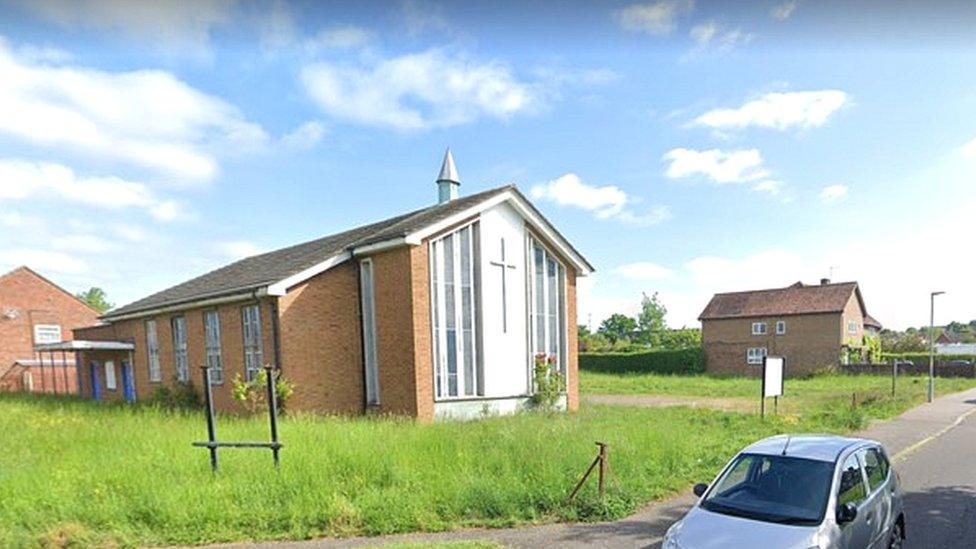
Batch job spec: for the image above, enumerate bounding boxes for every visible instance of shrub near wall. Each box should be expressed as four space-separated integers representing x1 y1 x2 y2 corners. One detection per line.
580 347 705 375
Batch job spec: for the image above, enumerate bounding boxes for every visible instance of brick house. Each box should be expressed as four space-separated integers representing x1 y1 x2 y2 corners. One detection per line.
698 279 880 376
0 266 99 393
67 152 593 420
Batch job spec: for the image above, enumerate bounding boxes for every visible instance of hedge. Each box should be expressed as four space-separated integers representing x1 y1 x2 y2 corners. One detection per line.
579 347 705 375
880 352 976 366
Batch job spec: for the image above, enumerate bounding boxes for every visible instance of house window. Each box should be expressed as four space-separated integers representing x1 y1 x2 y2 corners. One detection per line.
776 321 786 335
204 311 223 384
33 324 61 344
171 316 188 382
747 347 768 365
752 322 767 335
359 260 380 405
146 320 161 382
848 320 859 335
430 222 480 399
242 305 264 382
104 360 117 390
529 236 565 376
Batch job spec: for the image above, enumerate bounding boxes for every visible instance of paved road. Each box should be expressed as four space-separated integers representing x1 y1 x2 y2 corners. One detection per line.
217 388 976 549
897 405 976 548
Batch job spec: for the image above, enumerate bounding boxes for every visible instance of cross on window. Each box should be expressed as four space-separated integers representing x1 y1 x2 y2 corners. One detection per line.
490 238 517 332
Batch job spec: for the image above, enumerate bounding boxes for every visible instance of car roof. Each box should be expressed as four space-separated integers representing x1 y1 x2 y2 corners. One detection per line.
742 434 875 463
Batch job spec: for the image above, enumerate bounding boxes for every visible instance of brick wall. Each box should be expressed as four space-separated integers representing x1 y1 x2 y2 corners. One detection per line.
703 313 844 376
278 262 364 414
76 299 276 412
566 272 579 411
0 267 99 391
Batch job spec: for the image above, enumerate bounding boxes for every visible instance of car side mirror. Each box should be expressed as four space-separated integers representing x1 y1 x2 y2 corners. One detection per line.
693 483 708 497
836 502 858 524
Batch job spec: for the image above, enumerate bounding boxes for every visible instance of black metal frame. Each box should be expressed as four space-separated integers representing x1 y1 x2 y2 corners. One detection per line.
192 365 282 472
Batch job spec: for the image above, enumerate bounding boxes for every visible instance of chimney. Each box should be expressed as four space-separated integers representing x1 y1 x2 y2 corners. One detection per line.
820 278 831 285
436 148 460 204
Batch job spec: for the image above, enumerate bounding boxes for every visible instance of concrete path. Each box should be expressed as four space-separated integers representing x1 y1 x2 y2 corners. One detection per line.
218 387 976 549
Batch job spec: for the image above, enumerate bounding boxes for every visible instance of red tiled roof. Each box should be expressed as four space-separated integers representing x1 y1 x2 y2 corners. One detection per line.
699 281 863 321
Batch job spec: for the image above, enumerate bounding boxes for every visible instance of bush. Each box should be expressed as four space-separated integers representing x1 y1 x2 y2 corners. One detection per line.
530 354 564 410
881 352 976 366
580 347 705 375
231 369 295 413
149 379 200 410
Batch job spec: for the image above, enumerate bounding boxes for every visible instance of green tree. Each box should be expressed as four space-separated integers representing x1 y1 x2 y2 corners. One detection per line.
76 287 113 313
636 291 668 345
598 313 637 344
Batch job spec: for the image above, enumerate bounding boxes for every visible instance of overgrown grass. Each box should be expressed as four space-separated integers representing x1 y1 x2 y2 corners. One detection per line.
3 373 973 547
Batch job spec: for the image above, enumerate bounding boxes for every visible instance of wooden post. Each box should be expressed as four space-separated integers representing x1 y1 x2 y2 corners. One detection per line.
597 442 607 498
891 359 897 398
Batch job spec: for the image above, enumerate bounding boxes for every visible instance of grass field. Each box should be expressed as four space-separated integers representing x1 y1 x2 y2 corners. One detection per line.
2 373 973 547
580 371 976 422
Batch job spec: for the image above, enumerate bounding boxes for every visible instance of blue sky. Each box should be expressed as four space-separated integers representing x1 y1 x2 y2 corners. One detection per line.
0 0 974 329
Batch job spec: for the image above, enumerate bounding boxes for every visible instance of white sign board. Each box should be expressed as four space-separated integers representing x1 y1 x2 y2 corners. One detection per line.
763 356 784 398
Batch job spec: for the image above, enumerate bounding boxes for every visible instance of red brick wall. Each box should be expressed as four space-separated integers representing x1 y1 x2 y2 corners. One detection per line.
278 263 365 414
566 272 579 411
0 267 99 391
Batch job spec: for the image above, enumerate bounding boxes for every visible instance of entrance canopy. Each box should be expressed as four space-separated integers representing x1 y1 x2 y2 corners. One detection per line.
34 340 135 352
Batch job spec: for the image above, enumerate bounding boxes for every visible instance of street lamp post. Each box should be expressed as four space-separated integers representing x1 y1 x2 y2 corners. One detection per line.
929 291 945 403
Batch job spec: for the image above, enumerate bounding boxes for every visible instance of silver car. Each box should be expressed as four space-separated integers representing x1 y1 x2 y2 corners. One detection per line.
663 435 905 549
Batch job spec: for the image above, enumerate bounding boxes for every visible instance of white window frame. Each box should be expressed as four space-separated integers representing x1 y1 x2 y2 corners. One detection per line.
776 321 786 335
747 347 768 365
171 316 189 382
429 221 481 400
360 259 380 405
33 324 61 344
104 360 117 390
848 320 859 335
145 319 161 382
204 310 223 384
241 305 264 382
528 235 567 380
752 322 767 335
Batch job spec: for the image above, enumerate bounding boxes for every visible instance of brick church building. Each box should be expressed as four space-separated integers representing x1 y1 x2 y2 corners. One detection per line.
67 152 593 420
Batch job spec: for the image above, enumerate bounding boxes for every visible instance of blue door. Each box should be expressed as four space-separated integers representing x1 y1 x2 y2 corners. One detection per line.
89 362 102 401
121 361 136 403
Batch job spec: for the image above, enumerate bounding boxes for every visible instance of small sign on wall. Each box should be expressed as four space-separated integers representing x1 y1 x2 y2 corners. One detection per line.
761 356 785 418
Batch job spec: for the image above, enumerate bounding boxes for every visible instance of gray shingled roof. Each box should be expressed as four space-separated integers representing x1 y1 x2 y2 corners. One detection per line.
699 281 865 321
105 186 514 319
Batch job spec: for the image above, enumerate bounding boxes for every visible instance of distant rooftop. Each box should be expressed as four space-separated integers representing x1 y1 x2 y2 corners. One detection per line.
699 280 870 321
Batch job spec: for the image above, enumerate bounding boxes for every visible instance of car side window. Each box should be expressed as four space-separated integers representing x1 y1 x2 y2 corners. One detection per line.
837 454 867 506
862 448 889 491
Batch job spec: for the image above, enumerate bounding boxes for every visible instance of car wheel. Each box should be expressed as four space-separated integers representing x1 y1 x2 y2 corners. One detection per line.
888 520 904 549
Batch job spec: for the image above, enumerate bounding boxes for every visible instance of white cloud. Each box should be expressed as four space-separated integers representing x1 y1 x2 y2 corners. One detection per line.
614 261 674 280
614 0 694 35
52 234 115 253
531 173 671 226
306 26 374 52
0 159 182 221
961 137 976 158
113 224 149 243
301 48 538 131
0 248 88 274
820 184 849 202
771 1 800 21
281 120 326 150
663 148 769 184
693 90 849 131
0 39 267 182
753 180 784 195
689 21 753 53
16 0 236 56
400 0 449 37
217 240 265 260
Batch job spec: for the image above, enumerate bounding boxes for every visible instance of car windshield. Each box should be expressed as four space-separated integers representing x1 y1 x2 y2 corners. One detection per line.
701 453 834 526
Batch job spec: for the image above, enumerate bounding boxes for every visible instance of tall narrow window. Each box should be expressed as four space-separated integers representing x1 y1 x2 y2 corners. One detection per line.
430 222 480 399
146 319 161 382
171 316 188 382
360 259 380 405
528 237 565 375
242 305 264 381
204 311 223 384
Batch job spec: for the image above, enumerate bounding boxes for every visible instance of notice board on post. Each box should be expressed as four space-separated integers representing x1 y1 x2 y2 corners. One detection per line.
763 356 784 398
